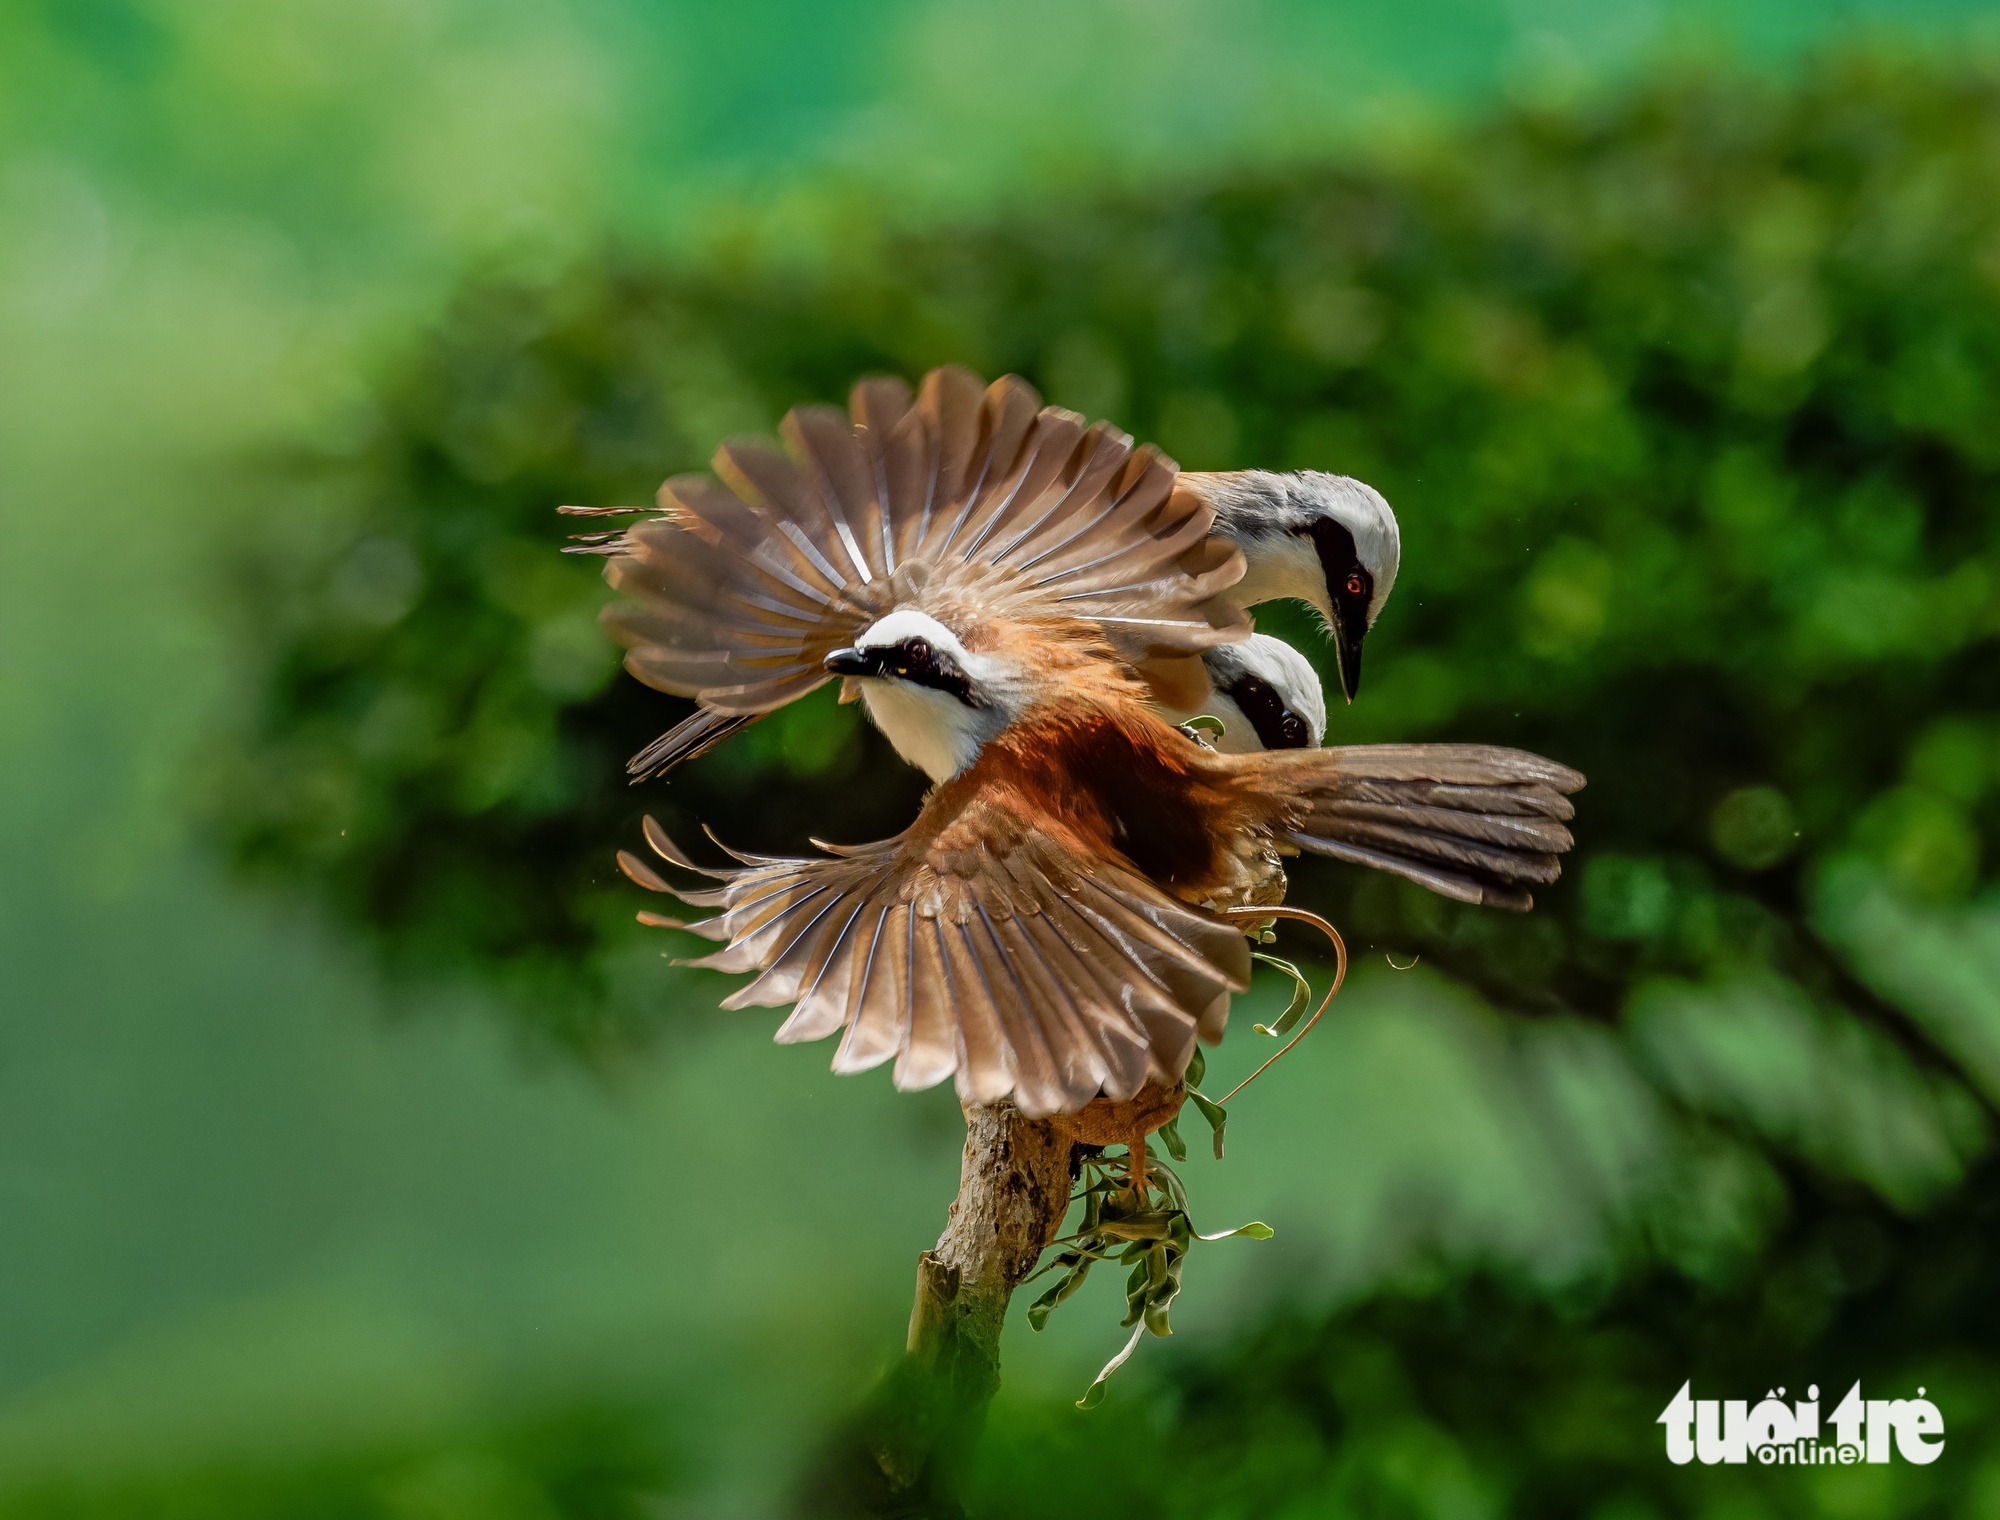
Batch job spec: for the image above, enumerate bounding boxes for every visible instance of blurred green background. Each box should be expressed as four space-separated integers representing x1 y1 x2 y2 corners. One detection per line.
8 2 2000 1515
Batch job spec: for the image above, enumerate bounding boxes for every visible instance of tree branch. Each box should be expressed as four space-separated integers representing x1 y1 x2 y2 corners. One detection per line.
794 1102 1073 1516
797 1086 1181 1517
908 1102 1078 1394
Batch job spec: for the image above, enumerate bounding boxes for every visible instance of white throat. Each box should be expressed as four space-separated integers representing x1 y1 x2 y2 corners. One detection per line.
857 681 994 783
848 608 1011 782
1234 531 1333 626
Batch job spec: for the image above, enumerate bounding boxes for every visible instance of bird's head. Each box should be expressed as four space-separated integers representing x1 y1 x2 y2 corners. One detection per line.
823 609 1031 783
1200 633 1327 751
1182 470 1400 704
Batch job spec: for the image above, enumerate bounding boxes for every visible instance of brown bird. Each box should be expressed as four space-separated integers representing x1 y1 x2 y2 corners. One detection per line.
565 375 1400 773
597 369 1584 1117
566 366 1249 776
623 611 1578 1117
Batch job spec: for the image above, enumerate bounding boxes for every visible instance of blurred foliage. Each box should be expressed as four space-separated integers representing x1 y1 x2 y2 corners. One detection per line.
969 1154 2000 1517
207 47 2000 1512
0 1404 679 1520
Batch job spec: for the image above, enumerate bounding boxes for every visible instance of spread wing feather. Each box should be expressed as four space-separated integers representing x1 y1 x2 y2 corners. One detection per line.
622 800 1252 1118
1269 744 1587 913
625 708 759 781
580 365 1249 771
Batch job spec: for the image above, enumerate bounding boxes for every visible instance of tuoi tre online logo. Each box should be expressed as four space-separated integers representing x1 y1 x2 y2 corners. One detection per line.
1659 1382 1944 1467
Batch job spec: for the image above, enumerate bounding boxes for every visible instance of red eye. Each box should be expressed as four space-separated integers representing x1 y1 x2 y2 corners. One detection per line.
906 638 931 662
1345 574 1365 597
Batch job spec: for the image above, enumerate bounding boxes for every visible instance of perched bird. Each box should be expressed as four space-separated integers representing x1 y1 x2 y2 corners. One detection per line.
597 368 1585 1116
1167 469 1399 704
1169 634 1326 753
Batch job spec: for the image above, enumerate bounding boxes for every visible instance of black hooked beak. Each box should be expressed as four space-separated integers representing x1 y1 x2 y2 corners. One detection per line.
1329 602 1365 704
823 646 887 677
1303 516 1373 704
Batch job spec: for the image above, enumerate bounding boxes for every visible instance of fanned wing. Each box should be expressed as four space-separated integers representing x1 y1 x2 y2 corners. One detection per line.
1269 744 1586 912
621 793 1253 1118
580 367 1248 741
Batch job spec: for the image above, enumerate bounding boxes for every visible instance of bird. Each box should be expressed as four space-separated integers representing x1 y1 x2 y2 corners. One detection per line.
591 367 1585 1116
1116 471 1397 745
621 602 1581 1117
564 366 1250 778
1167 634 1327 753
564 377 1397 777
1163 469 1398 705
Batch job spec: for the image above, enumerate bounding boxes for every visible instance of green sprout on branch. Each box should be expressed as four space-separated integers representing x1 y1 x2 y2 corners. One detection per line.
1026 1136 1271 1409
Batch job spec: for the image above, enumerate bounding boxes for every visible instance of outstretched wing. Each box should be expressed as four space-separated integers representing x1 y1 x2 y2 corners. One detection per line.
618 793 1253 1118
577 367 1247 728
1269 744 1586 912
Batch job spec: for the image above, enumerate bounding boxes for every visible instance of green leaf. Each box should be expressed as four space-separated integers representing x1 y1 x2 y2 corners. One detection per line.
1122 1259 1149 1325
1177 714 1227 747
1251 952 1312 1036
1076 1323 1148 1410
1026 1258 1095 1330
1144 1252 1184 1338
1156 1116 1187 1163
1196 1220 1274 1242
1097 1213 1173 1242
1188 1089 1228 1158
1026 1285 1061 1331
1185 1046 1206 1089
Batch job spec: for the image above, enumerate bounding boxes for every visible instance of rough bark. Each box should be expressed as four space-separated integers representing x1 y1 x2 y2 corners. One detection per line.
907 1102 1078 1397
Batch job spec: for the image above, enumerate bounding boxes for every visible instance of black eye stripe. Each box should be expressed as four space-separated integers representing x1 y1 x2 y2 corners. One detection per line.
1226 672 1313 750
883 636 981 707
1301 517 1373 613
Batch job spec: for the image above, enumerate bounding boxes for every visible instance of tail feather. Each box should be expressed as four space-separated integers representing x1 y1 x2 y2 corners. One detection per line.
1305 799 1574 854
1316 743 1583 789
1274 744 1586 912
1285 831 1536 913
1325 778 1575 821
1302 813 1564 884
